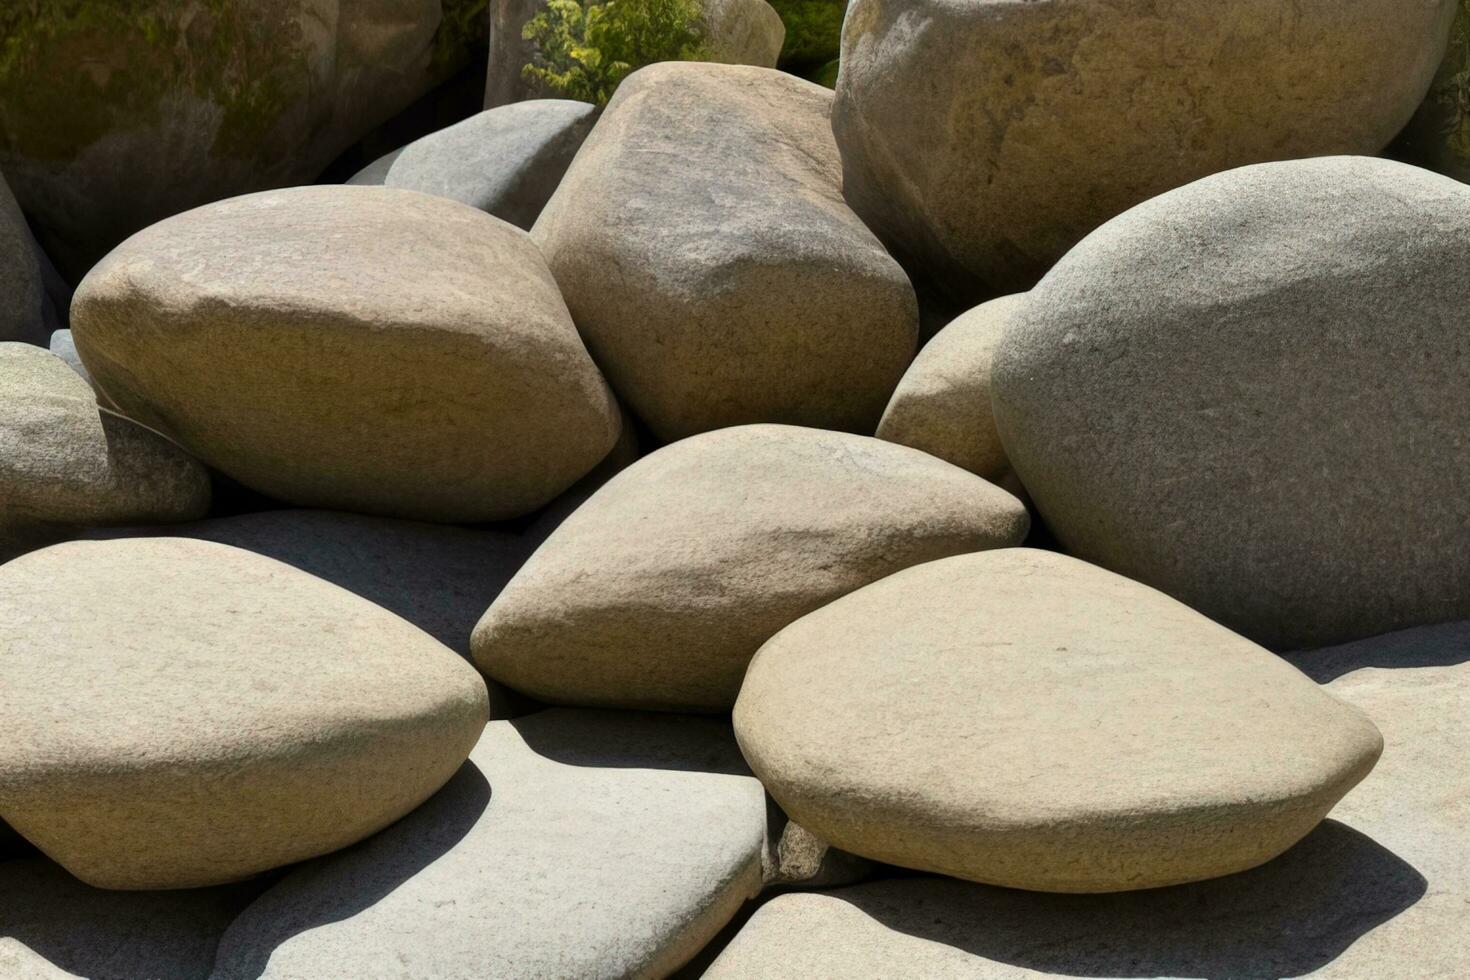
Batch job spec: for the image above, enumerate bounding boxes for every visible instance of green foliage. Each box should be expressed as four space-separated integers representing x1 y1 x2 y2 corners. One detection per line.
521 0 709 105
1438 1 1470 159
768 0 845 73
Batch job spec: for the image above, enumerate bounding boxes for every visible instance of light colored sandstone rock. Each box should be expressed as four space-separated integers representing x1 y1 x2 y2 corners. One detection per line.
0 170 45 345
71 185 620 523
85 510 538 718
708 624 1470 977
0 1 485 279
484 0 785 107
210 710 767 979
876 293 1023 490
0 857 265 979
735 549 1382 892
833 0 1455 300
992 156 1470 651
533 62 917 440
0 537 489 889
349 100 597 229
474 424 1028 711
0 343 209 559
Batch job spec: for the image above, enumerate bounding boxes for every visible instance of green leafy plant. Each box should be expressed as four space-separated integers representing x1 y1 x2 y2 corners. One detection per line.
768 0 845 75
521 0 709 105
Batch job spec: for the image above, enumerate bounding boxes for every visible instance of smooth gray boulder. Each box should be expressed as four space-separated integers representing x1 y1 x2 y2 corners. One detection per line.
992 156 1470 650
71 185 621 524
1 343 210 560
0 537 489 889
474 424 1028 711
349 100 597 230
0 858 266 979
210 711 768 980
0 170 46 345
86 510 540 718
533 63 917 441
708 624 1470 978
833 0 1455 300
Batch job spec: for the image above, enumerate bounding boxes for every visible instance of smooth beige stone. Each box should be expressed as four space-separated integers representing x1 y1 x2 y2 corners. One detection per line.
0 537 489 889
735 549 1382 892
72 185 620 523
834 0 1455 299
533 62 917 441
0 343 209 559
474 424 1028 711
876 293 1024 488
708 624 1470 977
992 157 1470 650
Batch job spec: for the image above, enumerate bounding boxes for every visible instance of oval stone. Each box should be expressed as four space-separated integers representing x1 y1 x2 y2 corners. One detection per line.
0 537 489 889
71 185 620 523
735 549 1383 892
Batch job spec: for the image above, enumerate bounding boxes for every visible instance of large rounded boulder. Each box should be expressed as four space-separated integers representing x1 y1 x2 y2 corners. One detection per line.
833 0 1456 300
735 549 1383 892
72 185 621 523
991 156 1470 650
533 62 918 441
0 537 489 890
474 424 1028 711
1 344 209 559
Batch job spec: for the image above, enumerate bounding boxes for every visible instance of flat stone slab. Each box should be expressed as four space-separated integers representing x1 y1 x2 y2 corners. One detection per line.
211 710 769 979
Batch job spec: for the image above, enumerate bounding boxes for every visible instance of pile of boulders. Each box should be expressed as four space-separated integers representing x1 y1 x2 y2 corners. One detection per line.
2 2 1469 978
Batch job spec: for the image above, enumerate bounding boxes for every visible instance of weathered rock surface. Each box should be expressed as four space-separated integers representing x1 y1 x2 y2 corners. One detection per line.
484 0 785 107
86 510 537 718
72 185 621 523
1394 4 1470 183
876 293 1023 490
0 1 487 279
992 156 1470 651
45 329 92 391
475 424 1027 711
0 343 209 559
735 549 1382 892
0 857 267 979
833 0 1455 300
0 537 489 889
709 625 1470 977
0 170 46 345
210 710 767 979
349 100 597 230
533 62 917 440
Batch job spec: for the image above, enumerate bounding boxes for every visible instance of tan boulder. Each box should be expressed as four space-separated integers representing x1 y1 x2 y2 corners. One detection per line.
0 343 209 559
875 293 1024 491
709 623 1470 977
72 186 620 523
0 537 489 889
533 63 917 440
833 0 1455 300
735 549 1382 892
474 424 1027 711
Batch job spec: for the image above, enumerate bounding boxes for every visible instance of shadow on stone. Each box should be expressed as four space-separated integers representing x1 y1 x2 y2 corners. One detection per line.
509 709 752 776
859 820 1425 978
0 857 273 979
210 759 491 980
1284 621 1470 683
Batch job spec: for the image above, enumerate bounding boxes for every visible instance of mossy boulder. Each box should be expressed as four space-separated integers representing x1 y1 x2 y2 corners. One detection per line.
1394 1 1470 182
0 1 488 279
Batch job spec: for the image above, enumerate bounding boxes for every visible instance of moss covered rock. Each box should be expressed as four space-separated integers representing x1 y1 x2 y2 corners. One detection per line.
0 1 488 279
